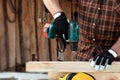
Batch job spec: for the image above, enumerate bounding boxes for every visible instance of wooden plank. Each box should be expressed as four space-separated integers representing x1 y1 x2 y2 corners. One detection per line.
37 0 50 61
26 61 120 72
16 12 22 68
64 45 74 61
49 39 57 61
22 0 37 62
0 0 7 71
60 0 72 19
7 1 16 71
35 0 43 61
26 61 120 80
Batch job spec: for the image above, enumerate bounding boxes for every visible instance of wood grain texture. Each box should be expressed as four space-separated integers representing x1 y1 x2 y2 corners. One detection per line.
26 61 120 80
22 0 37 62
26 61 120 72
7 1 16 70
0 0 7 71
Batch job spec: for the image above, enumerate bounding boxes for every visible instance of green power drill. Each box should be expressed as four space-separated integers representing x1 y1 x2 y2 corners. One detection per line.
43 12 79 42
43 12 79 60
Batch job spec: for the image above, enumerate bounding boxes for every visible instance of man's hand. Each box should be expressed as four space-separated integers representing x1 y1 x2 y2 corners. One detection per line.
53 12 68 40
90 49 118 71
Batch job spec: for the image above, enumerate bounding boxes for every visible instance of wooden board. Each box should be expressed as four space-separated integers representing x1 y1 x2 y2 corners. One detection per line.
26 61 120 72
26 61 120 80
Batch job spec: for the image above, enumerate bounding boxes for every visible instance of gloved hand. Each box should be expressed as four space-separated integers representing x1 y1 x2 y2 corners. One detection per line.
90 49 118 71
53 12 68 40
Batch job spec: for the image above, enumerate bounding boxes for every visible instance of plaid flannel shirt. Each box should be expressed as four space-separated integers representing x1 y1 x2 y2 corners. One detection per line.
75 0 120 61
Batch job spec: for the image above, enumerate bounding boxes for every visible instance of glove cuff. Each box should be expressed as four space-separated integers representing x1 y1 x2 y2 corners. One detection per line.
53 12 66 19
108 49 118 58
53 12 67 21
53 12 62 19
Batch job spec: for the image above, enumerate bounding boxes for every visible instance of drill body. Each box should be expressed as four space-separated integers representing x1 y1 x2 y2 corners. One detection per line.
43 21 79 42
43 20 79 52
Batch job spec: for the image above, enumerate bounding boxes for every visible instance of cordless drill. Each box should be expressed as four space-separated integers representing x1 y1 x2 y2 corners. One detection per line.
43 12 79 51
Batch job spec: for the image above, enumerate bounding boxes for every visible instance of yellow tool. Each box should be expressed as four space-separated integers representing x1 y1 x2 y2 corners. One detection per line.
59 72 95 80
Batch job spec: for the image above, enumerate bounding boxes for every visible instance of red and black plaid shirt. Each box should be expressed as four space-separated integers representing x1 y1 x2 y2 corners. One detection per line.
75 0 120 61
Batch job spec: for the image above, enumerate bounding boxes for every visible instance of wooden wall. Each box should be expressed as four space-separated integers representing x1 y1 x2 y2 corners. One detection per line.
0 0 77 71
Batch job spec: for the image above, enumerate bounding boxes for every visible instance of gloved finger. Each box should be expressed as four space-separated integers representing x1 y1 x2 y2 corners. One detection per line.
94 65 100 71
99 57 108 71
93 55 98 61
64 32 68 40
98 57 105 71
61 35 67 50
104 58 110 70
94 56 103 71
90 56 99 67
104 58 114 70
53 26 63 36
105 65 110 70
99 65 105 71
108 58 114 65
101 57 107 66
90 59 95 67
95 56 102 65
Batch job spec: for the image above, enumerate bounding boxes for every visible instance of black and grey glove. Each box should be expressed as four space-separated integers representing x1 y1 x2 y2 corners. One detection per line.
53 12 68 40
90 49 118 71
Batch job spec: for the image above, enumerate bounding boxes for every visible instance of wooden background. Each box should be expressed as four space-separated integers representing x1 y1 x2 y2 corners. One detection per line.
0 0 77 71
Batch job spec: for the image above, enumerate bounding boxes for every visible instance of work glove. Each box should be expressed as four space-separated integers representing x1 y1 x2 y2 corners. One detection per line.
90 49 118 71
53 12 68 40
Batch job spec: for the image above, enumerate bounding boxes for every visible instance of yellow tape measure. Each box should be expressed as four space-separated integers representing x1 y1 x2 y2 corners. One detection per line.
59 72 95 80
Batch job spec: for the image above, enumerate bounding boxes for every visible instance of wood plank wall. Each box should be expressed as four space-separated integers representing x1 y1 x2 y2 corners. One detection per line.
0 0 77 71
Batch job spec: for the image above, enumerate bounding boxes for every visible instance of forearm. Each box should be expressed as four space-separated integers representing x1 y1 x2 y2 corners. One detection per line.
43 0 63 16
111 37 120 56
